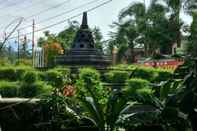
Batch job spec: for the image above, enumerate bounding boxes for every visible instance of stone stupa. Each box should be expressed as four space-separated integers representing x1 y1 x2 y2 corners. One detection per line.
55 12 111 68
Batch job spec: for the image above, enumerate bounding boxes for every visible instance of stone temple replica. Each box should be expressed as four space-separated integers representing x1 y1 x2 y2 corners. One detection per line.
55 12 111 68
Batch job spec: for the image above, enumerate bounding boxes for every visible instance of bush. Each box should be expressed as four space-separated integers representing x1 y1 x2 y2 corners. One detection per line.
109 65 173 83
105 70 129 83
79 68 100 83
76 68 109 104
131 67 172 83
154 69 173 82
23 71 38 83
126 78 151 94
43 70 64 88
0 67 17 81
0 81 19 97
132 67 158 82
15 66 34 80
19 81 52 98
0 66 35 81
128 78 150 89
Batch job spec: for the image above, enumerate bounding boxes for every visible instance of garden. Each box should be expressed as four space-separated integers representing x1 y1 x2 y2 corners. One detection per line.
0 59 196 131
1 0 197 130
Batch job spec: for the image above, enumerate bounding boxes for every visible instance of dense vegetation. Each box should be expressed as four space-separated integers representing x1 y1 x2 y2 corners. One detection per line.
0 63 188 131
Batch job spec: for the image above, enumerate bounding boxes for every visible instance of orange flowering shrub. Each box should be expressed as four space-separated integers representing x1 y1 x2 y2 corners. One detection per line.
43 42 64 66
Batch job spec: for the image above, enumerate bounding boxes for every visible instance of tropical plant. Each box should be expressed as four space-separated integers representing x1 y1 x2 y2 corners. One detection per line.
163 0 197 50
118 0 170 56
74 67 192 131
165 71 197 131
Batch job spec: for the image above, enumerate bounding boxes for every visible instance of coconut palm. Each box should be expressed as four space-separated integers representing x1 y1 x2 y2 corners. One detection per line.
116 0 169 57
164 0 197 48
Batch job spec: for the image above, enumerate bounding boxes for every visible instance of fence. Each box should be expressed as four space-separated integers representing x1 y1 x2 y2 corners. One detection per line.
33 48 45 68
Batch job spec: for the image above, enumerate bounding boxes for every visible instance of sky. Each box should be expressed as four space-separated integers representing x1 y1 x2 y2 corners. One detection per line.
0 0 193 48
0 0 133 43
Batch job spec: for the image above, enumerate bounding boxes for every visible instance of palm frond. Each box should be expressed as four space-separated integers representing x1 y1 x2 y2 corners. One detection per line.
119 2 146 21
80 97 105 129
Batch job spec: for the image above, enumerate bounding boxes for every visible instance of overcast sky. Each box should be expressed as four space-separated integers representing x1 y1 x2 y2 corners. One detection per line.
0 0 193 45
0 0 133 42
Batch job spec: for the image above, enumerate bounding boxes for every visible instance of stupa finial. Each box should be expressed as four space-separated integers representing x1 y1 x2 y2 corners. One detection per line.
81 12 88 29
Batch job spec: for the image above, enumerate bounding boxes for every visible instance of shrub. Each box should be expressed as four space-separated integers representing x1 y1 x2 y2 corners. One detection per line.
23 71 38 83
154 69 173 82
0 81 19 97
76 68 109 104
109 65 173 83
132 67 158 82
79 68 100 83
19 81 52 98
15 66 34 80
44 70 64 88
126 78 151 94
0 67 17 81
51 67 70 82
105 70 129 83
0 66 35 81
128 78 150 89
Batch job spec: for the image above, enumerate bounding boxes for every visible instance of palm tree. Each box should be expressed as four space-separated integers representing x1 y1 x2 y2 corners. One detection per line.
118 0 167 57
164 0 197 48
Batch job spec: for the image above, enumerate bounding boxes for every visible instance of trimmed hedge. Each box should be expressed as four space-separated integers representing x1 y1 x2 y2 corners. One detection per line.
0 67 17 81
79 68 100 83
0 80 52 98
40 67 70 87
23 71 38 83
77 68 109 104
154 69 173 82
0 81 19 97
19 81 52 98
132 67 158 82
0 66 35 81
105 70 129 83
126 78 152 94
110 65 173 83
0 66 71 98
128 78 150 89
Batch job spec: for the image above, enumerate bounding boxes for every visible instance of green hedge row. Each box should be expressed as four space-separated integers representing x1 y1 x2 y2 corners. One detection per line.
0 80 52 98
0 81 19 97
0 66 34 81
126 78 152 94
106 65 173 83
105 70 129 83
0 66 70 98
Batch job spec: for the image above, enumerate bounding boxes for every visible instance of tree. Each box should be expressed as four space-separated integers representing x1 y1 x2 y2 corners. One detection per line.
108 0 171 63
57 21 79 49
20 36 28 59
38 31 63 66
92 27 104 52
121 0 172 55
164 0 197 49
187 12 197 57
